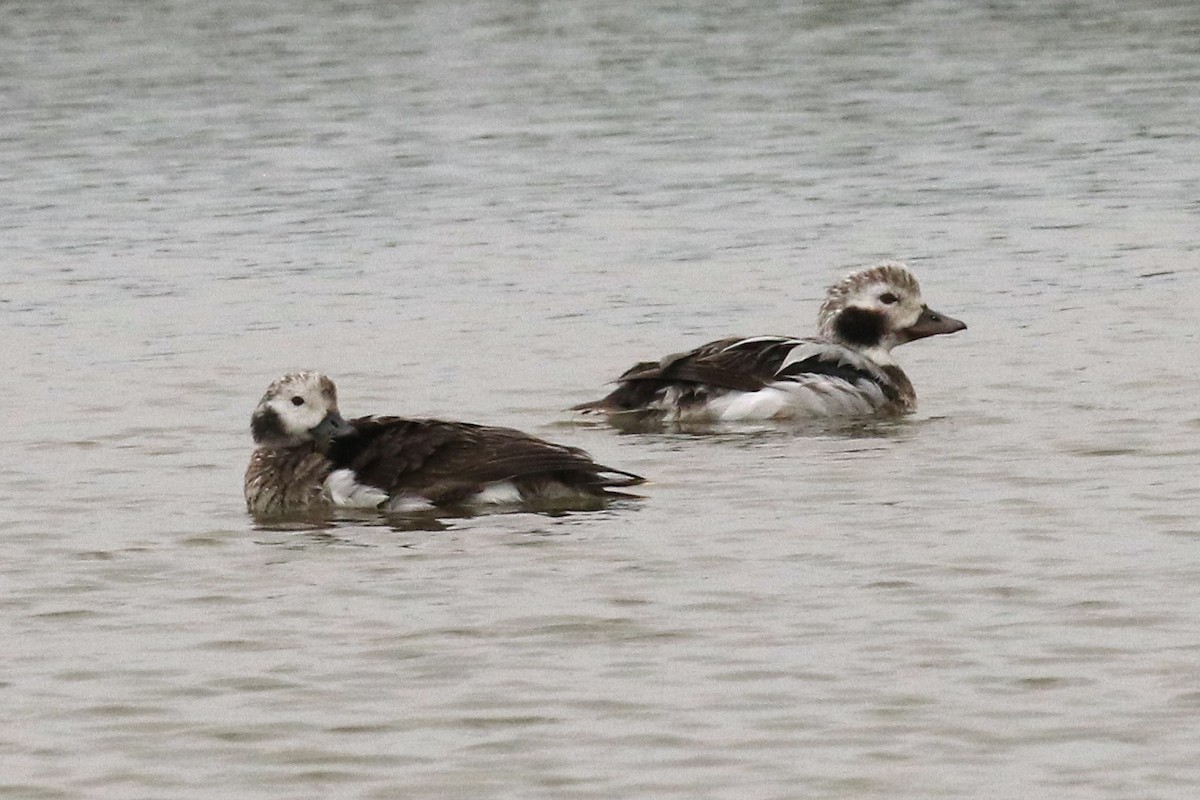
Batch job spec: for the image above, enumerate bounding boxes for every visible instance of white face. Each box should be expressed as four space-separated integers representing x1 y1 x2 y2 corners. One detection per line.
251 372 341 447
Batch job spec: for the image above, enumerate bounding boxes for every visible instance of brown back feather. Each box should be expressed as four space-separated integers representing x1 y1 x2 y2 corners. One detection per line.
617 337 798 393
331 417 640 502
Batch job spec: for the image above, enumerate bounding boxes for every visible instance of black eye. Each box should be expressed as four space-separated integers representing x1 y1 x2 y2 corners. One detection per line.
291 396 305 406
879 292 900 305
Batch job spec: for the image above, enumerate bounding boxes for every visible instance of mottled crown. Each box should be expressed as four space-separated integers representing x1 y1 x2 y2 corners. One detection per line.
817 262 922 336
259 371 339 407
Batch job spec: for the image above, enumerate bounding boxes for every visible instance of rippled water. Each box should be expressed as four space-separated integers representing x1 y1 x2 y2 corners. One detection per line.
4 0 1200 797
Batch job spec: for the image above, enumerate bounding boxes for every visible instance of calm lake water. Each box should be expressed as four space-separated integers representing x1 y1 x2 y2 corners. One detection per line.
4 0 1199 797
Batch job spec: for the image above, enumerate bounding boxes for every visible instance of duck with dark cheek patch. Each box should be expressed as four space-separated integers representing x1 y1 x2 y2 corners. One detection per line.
574 262 966 426
244 372 644 517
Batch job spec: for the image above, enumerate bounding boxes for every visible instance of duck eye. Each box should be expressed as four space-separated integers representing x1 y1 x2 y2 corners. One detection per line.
879 292 900 305
290 396 305 406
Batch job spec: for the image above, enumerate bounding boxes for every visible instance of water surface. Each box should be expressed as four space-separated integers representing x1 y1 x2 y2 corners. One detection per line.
3 1 1199 798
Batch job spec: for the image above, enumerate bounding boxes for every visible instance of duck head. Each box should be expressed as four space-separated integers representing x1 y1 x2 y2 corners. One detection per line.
250 371 356 449
816 262 966 361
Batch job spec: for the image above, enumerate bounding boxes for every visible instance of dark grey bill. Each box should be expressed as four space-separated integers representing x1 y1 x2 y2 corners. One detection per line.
309 411 355 441
901 306 967 341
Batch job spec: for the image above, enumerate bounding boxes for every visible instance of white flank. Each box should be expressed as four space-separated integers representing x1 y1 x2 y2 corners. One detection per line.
382 494 436 512
776 378 883 416
701 378 888 421
709 388 794 421
323 469 389 508
472 481 524 505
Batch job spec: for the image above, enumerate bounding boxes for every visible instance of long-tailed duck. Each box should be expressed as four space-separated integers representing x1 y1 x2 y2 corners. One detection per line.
574 262 966 424
245 372 644 516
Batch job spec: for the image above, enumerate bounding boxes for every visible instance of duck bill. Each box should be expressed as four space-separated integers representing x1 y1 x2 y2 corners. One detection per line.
901 306 967 342
309 410 355 441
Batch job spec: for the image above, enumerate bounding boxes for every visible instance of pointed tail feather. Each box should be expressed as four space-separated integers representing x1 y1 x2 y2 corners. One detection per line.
595 464 645 488
571 398 611 413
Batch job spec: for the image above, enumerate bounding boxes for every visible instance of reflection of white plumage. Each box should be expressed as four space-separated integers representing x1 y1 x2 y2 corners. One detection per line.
575 262 966 424
244 372 643 517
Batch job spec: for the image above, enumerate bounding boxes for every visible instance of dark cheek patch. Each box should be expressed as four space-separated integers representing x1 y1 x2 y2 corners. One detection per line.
251 407 287 444
834 308 887 347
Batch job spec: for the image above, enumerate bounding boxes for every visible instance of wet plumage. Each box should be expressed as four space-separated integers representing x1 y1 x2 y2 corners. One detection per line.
574 262 966 425
245 373 643 516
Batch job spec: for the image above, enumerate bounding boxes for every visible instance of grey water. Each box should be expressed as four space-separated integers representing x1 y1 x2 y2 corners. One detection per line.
3 0 1200 797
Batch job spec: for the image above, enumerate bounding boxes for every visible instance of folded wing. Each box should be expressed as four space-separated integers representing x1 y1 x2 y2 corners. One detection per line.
328 417 642 504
